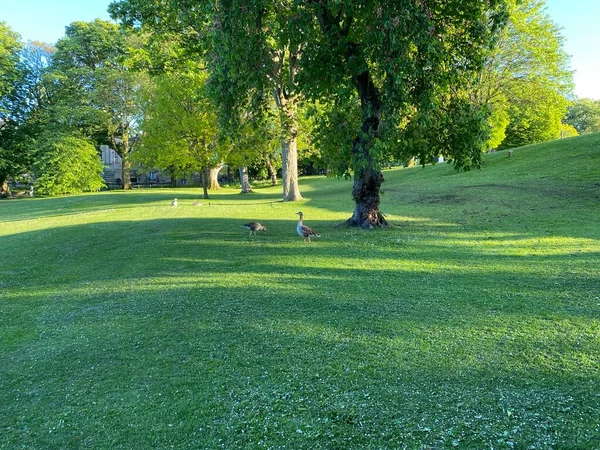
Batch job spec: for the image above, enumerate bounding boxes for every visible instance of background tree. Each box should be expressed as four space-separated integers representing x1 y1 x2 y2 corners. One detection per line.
566 98 600 135
50 20 148 189
109 0 305 201
32 133 105 196
1 38 56 196
0 22 25 194
138 69 226 199
471 0 573 149
95 66 149 189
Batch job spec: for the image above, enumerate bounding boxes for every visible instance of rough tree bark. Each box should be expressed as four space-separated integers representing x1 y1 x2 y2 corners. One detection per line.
314 6 387 227
265 156 278 186
209 164 223 190
201 167 210 199
238 166 253 193
346 73 388 228
272 49 302 202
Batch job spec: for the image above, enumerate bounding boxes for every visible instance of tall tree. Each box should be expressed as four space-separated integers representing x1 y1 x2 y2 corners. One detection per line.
0 22 25 193
471 0 573 149
566 98 600 135
138 69 227 199
293 1 508 227
109 0 305 201
51 20 148 189
95 67 149 189
208 2 304 201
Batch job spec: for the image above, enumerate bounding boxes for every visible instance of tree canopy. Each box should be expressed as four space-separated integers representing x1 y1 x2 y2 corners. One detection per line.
473 0 573 149
110 0 510 226
567 98 600 135
138 68 226 198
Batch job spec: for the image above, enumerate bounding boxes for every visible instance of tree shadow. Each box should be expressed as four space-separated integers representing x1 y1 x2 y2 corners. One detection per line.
2 215 598 448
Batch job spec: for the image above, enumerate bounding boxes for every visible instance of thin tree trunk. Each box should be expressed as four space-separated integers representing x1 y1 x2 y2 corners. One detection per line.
265 156 278 186
169 169 177 188
238 166 252 193
201 167 210 199
209 164 223 190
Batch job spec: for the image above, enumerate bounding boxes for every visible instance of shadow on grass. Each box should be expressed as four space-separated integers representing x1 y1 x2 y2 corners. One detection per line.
1 215 599 448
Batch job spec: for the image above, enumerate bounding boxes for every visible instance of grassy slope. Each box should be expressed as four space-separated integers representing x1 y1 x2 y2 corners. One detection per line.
0 134 599 449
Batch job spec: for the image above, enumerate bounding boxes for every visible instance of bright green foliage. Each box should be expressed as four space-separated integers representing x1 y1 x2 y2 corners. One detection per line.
559 123 578 138
139 69 226 196
32 134 105 196
0 22 26 190
139 70 219 173
566 98 600 134
486 95 510 149
475 0 573 149
0 22 22 102
501 79 568 148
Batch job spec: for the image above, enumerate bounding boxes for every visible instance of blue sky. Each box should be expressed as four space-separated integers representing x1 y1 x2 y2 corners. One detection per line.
2 0 599 99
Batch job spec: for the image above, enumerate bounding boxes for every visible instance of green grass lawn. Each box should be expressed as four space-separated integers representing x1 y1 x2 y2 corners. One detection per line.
1 134 599 449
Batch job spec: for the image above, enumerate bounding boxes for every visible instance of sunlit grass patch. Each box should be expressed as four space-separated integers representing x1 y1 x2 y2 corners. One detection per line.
1 135 599 448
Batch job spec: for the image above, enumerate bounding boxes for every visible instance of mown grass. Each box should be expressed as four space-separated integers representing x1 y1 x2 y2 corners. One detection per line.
1 134 599 449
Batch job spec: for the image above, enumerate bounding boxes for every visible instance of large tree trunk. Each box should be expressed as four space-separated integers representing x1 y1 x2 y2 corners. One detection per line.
121 155 132 190
281 134 302 201
346 73 387 228
238 166 253 193
209 164 223 190
347 157 387 228
265 156 278 186
272 53 302 202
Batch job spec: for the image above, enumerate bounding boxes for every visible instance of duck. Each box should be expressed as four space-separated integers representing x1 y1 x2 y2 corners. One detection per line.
296 211 320 242
242 222 267 236
171 198 178 207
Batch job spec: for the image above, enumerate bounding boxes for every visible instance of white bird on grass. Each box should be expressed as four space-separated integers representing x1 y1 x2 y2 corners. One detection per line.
171 198 178 207
296 211 320 243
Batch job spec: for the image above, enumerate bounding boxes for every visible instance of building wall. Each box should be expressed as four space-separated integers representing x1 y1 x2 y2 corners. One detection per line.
99 145 201 187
